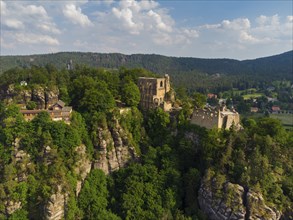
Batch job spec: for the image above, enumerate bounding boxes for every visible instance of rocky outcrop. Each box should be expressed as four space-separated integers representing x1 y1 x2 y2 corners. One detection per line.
198 181 246 220
74 145 92 196
42 144 92 220
1 84 31 104
32 86 46 109
43 186 67 220
247 191 281 220
198 174 281 220
2 139 32 217
14 149 31 182
4 201 22 215
0 84 59 109
21 89 32 104
45 89 59 109
93 119 137 174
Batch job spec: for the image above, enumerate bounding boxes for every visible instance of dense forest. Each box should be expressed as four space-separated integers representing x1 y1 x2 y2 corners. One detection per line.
0 65 292 219
1 50 292 93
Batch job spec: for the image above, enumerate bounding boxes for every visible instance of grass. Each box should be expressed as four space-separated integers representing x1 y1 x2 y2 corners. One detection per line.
270 113 293 130
242 93 264 100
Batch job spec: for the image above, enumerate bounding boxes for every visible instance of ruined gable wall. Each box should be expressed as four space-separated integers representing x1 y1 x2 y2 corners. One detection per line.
191 108 219 129
138 77 168 109
138 78 157 109
154 78 167 103
225 114 240 129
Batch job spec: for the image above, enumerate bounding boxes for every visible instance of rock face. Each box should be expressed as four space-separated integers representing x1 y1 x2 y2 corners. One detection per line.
42 117 139 219
198 181 246 220
0 84 59 109
42 145 92 220
45 89 59 109
247 191 281 220
198 175 281 220
2 139 32 217
93 119 137 174
32 86 59 109
74 145 92 196
43 186 67 220
5 201 22 215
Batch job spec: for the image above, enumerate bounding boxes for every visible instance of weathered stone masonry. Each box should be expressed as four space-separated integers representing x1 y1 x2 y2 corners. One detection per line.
138 74 172 111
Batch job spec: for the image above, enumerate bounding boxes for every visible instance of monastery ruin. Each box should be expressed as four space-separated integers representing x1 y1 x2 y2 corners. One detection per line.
138 74 173 111
190 106 240 130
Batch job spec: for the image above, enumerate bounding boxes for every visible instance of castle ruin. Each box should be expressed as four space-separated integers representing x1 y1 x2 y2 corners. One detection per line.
138 74 173 111
190 106 240 130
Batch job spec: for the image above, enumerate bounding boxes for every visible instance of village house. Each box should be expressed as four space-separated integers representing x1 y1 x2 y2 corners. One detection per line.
137 74 174 111
271 105 281 113
20 100 72 124
250 107 259 113
207 93 217 99
190 105 241 130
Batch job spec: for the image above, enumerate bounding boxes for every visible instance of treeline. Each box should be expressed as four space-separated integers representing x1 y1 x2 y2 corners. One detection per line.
1 50 292 93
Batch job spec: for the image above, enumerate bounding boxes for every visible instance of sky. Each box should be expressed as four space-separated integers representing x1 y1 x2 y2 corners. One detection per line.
0 0 292 60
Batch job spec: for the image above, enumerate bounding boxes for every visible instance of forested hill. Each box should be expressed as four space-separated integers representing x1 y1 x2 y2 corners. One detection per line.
1 50 292 93
1 50 292 77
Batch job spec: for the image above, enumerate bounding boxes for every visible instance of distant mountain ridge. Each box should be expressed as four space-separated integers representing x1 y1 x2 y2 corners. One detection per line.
1 51 292 93
1 50 292 77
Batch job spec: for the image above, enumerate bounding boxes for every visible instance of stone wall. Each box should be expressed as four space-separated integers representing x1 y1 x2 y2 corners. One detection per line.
225 114 240 129
190 108 220 129
190 106 240 130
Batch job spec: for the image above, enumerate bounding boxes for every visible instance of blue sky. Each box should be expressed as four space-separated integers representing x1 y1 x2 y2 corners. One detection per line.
1 0 292 59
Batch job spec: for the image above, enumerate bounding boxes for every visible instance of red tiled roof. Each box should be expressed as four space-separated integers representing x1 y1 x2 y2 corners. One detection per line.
272 106 280 111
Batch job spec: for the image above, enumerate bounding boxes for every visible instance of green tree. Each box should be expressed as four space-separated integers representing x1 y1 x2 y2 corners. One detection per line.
121 81 140 107
192 92 207 108
26 101 37 110
78 169 120 220
79 82 115 114
146 108 170 146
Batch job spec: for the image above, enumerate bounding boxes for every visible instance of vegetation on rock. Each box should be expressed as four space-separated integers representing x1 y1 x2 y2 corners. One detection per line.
0 64 292 219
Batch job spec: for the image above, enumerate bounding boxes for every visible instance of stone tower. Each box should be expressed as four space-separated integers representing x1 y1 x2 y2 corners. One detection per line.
137 74 172 111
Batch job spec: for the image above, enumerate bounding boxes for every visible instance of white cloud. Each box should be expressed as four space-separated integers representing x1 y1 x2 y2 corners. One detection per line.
0 0 7 15
25 5 48 17
1 0 292 59
147 10 172 32
182 28 199 38
256 14 280 26
287 16 293 22
1 1 61 34
256 15 269 26
3 19 25 29
199 24 221 29
15 33 60 45
111 0 195 46
0 37 15 49
239 31 259 43
63 4 93 27
37 23 61 34
221 18 250 30
112 7 142 34
139 0 159 10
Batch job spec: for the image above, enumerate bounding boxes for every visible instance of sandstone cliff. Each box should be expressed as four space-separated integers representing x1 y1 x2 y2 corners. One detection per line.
0 84 59 109
0 138 33 218
41 114 139 220
198 173 282 220
93 118 138 174
42 144 92 220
